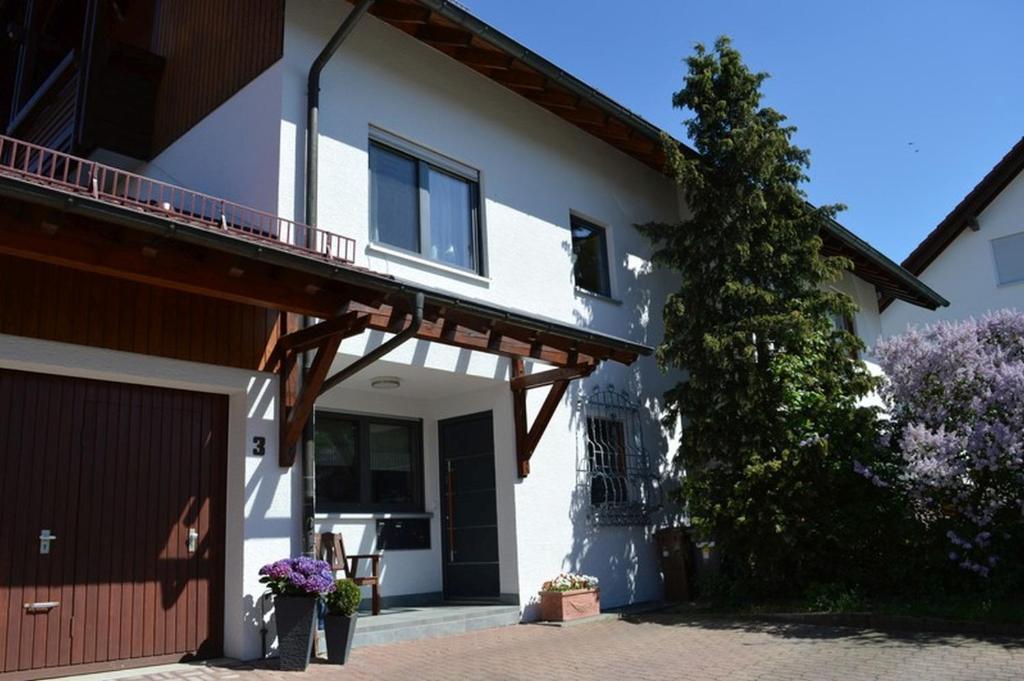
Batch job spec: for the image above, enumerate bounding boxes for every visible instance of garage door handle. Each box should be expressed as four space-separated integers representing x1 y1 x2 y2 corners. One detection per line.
24 602 59 613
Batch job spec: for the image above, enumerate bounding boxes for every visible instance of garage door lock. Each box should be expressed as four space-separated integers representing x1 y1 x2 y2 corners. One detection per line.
39 529 56 554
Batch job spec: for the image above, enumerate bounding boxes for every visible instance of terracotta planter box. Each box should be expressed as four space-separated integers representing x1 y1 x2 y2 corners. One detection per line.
539 588 600 622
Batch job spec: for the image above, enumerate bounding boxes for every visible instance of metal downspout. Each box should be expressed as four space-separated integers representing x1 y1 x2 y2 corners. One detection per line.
301 0 375 556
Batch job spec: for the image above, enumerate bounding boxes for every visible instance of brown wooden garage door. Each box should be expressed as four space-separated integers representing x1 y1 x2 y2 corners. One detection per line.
0 369 228 679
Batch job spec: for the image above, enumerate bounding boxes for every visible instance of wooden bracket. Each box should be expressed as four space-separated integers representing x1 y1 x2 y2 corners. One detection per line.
278 312 370 467
510 358 596 478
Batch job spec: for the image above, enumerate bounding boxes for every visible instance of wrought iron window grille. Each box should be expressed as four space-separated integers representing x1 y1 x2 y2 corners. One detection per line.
577 385 656 526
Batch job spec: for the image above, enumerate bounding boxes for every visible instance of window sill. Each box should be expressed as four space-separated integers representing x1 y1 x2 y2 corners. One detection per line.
575 286 622 306
314 511 434 521
366 242 490 287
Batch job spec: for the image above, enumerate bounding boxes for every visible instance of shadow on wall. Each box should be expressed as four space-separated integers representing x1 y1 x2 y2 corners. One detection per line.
519 240 679 620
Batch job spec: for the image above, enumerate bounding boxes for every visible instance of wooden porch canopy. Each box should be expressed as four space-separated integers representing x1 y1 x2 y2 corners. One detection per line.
0 135 650 477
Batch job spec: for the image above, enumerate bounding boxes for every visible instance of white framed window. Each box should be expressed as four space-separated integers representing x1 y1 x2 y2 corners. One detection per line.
992 231 1024 286
368 130 483 274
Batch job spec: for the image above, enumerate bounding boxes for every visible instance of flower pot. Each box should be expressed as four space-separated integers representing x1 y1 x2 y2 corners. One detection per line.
324 613 358 664
539 588 600 622
274 595 318 671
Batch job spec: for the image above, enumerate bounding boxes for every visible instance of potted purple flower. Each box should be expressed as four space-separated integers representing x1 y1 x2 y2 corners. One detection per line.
259 557 335 671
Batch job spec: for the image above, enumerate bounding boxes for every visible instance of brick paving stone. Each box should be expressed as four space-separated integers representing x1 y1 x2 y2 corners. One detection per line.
114 614 1024 681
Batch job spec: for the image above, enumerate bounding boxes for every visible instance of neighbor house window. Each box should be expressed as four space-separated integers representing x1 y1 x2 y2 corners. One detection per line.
369 136 482 273
570 216 611 297
992 232 1024 285
578 387 653 525
315 411 423 513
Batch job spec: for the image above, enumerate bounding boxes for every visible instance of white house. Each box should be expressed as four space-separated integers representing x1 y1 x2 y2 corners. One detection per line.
0 0 944 677
882 136 1024 335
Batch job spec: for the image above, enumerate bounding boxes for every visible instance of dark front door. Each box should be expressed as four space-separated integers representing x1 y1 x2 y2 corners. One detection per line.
438 411 499 601
0 369 227 679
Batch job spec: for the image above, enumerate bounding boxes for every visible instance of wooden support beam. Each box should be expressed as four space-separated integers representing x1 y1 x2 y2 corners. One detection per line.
417 24 471 47
510 362 595 391
530 89 579 110
510 359 595 478
446 46 513 69
272 310 368 357
491 69 547 91
370 0 431 23
561 106 607 127
280 331 344 466
525 379 570 457
511 359 530 477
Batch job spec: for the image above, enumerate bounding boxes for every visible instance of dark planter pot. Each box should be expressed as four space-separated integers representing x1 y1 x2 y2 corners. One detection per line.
324 613 358 665
274 595 318 671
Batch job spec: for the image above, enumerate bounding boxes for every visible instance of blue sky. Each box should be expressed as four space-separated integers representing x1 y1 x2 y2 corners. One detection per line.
459 0 1024 262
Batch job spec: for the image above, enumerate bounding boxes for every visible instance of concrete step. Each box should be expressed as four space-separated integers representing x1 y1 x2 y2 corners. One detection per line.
316 604 521 653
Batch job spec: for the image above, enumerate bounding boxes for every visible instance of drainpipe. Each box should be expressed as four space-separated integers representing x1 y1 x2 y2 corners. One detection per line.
301 0 375 557
305 0 375 232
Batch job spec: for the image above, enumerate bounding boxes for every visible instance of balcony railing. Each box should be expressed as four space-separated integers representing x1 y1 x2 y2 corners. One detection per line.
0 134 357 263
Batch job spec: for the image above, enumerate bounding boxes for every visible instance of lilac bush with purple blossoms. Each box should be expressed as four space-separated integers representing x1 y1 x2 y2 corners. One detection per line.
259 556 336 596
871 310 1024 577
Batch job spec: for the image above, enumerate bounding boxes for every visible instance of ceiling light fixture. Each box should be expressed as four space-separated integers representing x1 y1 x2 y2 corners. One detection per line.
370 376 401 390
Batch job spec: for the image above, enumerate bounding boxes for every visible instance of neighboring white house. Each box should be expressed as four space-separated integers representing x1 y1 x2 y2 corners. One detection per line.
0 0 946 674
882 137 1024 335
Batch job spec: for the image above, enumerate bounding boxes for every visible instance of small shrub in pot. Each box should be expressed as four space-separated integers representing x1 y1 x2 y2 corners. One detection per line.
324 579 362 664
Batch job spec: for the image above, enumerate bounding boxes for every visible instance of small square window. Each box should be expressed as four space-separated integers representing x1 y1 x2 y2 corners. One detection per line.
571 216 610 297
992 232 1024 285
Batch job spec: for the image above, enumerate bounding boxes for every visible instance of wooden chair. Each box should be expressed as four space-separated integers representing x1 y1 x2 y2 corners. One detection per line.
315 531 382 615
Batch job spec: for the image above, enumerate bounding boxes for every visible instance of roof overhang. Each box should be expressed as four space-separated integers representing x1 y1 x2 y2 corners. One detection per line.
0 171 650 368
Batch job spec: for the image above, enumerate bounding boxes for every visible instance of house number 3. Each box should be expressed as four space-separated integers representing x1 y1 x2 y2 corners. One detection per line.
252 436 266 456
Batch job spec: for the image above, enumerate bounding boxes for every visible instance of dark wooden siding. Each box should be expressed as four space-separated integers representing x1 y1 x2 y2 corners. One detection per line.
149 0 285 155
11 69 77 153
0 254 281 371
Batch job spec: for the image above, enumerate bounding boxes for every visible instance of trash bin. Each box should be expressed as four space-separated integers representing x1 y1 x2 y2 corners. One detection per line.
655 526 694 602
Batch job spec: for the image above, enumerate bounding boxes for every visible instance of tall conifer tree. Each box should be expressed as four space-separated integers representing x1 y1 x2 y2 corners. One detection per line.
641 37 881 591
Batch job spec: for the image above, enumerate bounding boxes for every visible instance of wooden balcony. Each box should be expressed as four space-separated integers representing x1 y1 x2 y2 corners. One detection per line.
0 133 357 264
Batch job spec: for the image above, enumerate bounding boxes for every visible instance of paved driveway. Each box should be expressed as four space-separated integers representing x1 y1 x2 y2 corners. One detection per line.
117 614 1023 681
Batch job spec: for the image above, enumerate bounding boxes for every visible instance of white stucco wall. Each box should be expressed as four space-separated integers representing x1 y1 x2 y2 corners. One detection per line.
274 1 686 614
882 170 1024 336
134 63 285 215
279 2 680 335
0 334 290 663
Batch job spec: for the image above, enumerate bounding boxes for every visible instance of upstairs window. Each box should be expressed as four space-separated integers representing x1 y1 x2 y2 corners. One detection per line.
992 232 1024 285
369 136 482 273
315 411 423 513
570 216 611 297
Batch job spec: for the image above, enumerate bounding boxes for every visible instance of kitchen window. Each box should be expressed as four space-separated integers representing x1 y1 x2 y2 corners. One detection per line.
369 136 483 274
314 411 423 513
